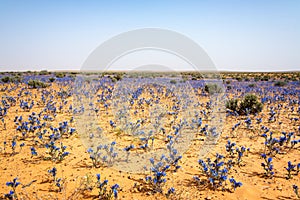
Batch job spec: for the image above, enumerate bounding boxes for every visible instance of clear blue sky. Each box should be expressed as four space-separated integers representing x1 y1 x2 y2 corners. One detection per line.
0 0 299 71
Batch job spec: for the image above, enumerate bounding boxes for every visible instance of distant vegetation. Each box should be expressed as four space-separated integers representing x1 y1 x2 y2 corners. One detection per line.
1 75 22 83
55 72 66 78
27 79 49 88
170 80 177 84
274 81 287 87
204 83 223 94
39 70 51 75
49 77 56 82
248 83 256 87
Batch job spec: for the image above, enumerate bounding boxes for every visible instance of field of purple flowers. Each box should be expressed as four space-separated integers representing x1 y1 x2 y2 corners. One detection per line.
0 71 299 200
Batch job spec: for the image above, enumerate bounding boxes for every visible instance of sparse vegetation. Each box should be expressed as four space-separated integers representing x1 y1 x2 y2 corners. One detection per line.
0 71 299 200
27 79 48 88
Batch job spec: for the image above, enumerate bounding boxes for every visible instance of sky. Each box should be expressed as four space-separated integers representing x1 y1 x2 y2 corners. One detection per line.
0 0 299 72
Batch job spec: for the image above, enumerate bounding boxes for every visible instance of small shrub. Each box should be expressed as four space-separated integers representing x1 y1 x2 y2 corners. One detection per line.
226 99 238 112
274 81 287 87
239 94 263 115
261 76 269 81
27 79 48 88
204 83 223 94
236 77 242 82
13 75 22 83
226 94 263 115
1 76 12 83
170 80 177 84
114 73 123 81
49 77 56 82
39 70 49 75
110 77 117 83
55 72 66 78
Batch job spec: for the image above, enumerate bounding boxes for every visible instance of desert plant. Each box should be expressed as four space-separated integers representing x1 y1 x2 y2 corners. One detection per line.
285 161 300 179
96 174 119 199
293 185 300 199
229 178 242 191
144 157 169 193
55 72 66 78
1 76 12 83
27 79 48 88
239 94 263 115
274 81 287 87
48 167 64 192
5 178 20 199
194 154 230 190
226 94 263 115
87 142 118 168
204 83 223 94
170 80 177 84
49 77 56 82
39 70 50 75
261 154 274 178
226 99 238 112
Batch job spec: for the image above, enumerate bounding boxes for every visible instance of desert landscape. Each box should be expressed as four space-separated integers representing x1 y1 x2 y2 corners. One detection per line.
0 71 299 200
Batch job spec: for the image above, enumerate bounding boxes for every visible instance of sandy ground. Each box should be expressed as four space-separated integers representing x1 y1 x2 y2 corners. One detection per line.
0 75 299 200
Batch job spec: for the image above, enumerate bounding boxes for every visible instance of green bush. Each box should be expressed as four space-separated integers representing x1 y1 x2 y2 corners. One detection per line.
68 74 76 79
261 76 269 81
254 77 260 82
204 83 223 94
239 94 263 115
114 73 123 81
274 81 287 87
110 77 117 83
39 70 50 75
1 76 12 83
55 72 66 78
49 77 56 82
13 75 22 83
226 94 263 115
248 83 256 87
27 79 48 88
170 80 177 84
108 73 123 82
236 77 242 82
226 99 238 112
1 75 22 83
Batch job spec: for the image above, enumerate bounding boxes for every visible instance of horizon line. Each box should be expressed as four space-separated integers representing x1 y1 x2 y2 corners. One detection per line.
0 69 299 73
